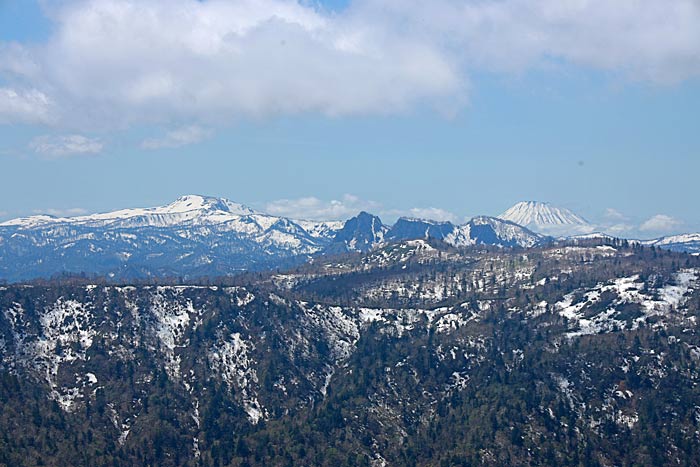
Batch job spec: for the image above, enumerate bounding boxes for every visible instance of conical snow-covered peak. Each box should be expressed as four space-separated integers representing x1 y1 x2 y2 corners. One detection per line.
499 201 593 236
500 201 588 226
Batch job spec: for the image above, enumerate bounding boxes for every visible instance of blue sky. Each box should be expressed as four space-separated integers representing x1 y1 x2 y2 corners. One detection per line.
1 0 699 238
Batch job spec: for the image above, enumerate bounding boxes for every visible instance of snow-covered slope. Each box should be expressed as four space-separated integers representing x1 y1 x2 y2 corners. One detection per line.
643 234 700 255
499 201 593 236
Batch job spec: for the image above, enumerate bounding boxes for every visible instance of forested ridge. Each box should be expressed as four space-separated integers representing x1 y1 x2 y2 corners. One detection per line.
1 240 700 466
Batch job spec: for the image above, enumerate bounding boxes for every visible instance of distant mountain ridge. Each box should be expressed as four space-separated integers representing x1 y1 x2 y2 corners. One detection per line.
0 194 258 229
0 195 544 282
0 195 343 282
644 233 700 255
0 195 698 282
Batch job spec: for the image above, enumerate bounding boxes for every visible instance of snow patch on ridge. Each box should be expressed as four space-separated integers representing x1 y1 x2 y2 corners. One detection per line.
149 289 194 379
19 298 97 411
556 269 699 338
209 332 266 424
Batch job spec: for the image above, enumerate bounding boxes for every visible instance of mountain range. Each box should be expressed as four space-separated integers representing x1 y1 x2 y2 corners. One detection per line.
0 196 696 282
0 195 544 282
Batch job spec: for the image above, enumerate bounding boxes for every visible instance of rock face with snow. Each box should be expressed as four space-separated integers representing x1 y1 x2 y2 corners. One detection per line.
499 201 594 237
386 218 456 243
459 216 543 248
386 216 544 249
327 211 387 253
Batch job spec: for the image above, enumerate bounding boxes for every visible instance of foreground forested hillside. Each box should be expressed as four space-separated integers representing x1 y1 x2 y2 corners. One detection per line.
1 239 700 466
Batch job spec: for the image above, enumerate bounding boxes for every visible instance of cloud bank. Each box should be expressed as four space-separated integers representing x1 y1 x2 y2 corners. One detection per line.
0 0 698 129
404 207 458 223
37 208 89 217
640 214 684 234
264 194 459 223
265 194 382 220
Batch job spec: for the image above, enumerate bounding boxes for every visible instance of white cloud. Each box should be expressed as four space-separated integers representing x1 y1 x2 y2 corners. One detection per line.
1 0 698 128
264 194 460 223
405 207 457 223
603 208 628 222
35 208 89 217
0 42 40 78
29 134 103 158
0 87 54 124
604 223 637 236
376 0 700 82
640 214 684 233
265 194 381 220
141 125 213 149
596 208 636 236
12 0 463 127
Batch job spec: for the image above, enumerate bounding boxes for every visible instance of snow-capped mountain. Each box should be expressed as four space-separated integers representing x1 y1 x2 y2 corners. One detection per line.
0 194 257 229
0 195 347 281
499 201 594 236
